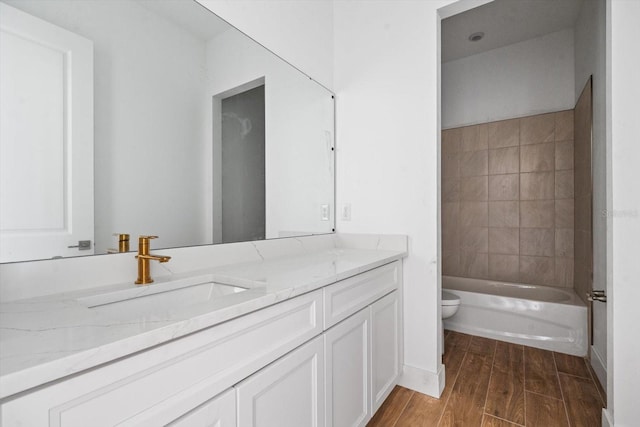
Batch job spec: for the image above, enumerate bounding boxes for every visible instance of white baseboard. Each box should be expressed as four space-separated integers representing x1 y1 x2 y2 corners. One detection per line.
398 363 445 398
602 408 613 427
590 345 607 391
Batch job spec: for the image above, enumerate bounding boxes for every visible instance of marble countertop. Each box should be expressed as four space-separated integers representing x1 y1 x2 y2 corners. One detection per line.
0 246 405 399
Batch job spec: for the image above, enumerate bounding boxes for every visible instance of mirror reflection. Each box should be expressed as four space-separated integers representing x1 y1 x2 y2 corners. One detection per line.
0 0 335 263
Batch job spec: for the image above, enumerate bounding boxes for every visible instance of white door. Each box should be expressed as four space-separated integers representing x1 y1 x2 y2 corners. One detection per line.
236 335 325 427
325 307 370 427
371 291 400 413
0 3 93 262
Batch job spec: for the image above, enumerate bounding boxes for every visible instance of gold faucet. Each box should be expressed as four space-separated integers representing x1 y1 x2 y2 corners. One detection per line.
135 235 171 285
108 233 130 253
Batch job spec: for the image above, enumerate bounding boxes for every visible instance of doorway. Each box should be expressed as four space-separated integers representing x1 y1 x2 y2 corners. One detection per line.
219 85 266 244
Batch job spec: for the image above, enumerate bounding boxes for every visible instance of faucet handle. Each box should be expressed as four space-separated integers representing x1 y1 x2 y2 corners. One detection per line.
139 235 158 241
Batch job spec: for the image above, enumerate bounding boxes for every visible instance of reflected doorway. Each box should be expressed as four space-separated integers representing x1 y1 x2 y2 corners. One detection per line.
220 85 265 243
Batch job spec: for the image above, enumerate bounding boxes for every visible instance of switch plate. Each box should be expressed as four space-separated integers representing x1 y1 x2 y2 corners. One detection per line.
321 204 330 221
341 203 351 221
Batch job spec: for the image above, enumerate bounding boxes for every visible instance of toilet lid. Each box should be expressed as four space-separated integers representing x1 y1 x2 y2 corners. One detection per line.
442 290 461 306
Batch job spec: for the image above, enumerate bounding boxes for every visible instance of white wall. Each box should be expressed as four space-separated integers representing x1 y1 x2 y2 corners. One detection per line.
334 0 457 397
3 0 210 254
442 29 575 128
197 0 334 90
610 1 640 425
574 0 608 389
205 30 334 240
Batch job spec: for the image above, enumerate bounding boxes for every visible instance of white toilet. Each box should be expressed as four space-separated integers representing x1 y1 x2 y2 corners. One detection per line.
441 291 461 354
441 291 461 319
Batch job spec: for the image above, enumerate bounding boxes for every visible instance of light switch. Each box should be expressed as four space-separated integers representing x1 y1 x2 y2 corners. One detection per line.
321 204 330 221
341 203 351 221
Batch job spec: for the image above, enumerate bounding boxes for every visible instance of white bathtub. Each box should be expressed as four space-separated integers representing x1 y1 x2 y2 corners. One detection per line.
443 276 588 356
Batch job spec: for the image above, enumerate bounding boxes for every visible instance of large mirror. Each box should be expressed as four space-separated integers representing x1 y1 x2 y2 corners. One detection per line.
0 0 335 263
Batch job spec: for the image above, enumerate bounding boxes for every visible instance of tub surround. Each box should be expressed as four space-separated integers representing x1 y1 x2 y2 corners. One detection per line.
442 110 575 288
0 233 407 400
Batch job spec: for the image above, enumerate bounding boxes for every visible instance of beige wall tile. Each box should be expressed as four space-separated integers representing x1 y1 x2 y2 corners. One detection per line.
555 199 574 228
462 124 489 151
443 151 460 178
489 174 519 201
489 228 519 255
460 227 489 253
442 225 459 252
461 176 488 201
442 128 462 154
488 118 519 148
520 113 555 145
555 257 574 287
520 256 555 286
443 251 461 276
555 170 574 199
489 254 520 282
555 228 574 258
555 110 574 141
442 178 460 202
489 146 519 175
460 202 489 227
444 110 578 287
521 143 554 172
520 228 555 256
489 201 519 227
461 251 489 278
520 172 554 200
555 141 574 170
521 200 554 228
461 150 488 177
442 202 459 229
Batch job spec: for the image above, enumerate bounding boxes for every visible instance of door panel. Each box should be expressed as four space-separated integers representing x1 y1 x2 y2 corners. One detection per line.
0 3 93 262
575 77 606 387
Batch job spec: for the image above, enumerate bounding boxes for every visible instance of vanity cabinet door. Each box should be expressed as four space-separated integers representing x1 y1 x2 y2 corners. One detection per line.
167 388 236 427
236 335 324 427
370 290 400 413
324 307 370 427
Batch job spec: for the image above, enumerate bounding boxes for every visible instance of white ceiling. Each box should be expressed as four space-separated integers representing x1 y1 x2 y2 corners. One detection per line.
442 0 584 63
137 0 229 42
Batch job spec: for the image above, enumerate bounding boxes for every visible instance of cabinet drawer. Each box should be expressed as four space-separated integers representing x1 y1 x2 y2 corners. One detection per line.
323 261 399 329
167 388 235 427
1 290 323 427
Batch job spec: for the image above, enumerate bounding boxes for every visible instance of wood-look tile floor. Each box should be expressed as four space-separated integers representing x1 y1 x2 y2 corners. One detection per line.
368 331 606 427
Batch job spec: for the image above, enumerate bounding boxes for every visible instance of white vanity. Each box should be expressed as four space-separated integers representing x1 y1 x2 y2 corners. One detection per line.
0 234 407 426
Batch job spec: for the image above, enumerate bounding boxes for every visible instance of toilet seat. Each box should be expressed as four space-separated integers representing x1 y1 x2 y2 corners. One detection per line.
442 290 460 306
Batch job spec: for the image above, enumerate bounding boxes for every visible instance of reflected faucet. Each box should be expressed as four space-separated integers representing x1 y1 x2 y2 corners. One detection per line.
135 235 171 285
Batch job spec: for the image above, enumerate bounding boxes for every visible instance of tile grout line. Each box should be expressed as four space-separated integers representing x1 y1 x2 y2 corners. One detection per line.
435 349 470 427
559 370 596 381
481 341 498 422
526 389 565 401
552 351 572 426
483 412 526 427
389 389 415 427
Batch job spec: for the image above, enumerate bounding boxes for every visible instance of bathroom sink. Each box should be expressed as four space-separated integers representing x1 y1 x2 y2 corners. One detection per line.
76 275 248 320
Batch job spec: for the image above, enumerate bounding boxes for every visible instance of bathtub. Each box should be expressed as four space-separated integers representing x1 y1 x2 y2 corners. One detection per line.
443 276 587 356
